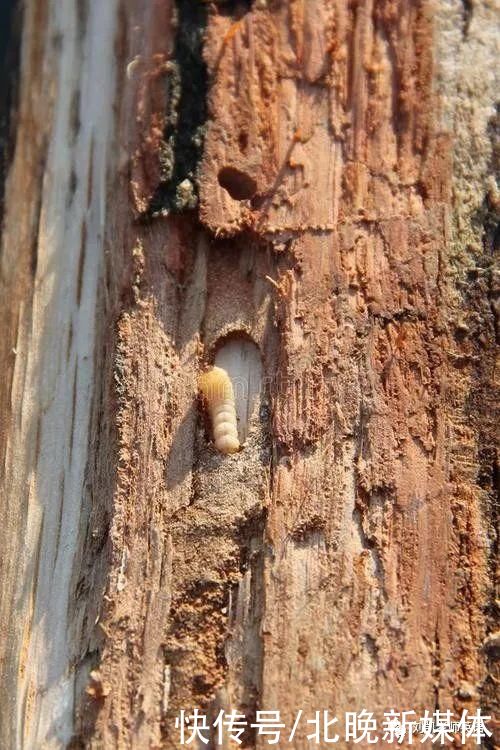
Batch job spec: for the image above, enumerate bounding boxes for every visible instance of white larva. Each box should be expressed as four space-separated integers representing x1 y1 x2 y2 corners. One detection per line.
198 366 240 454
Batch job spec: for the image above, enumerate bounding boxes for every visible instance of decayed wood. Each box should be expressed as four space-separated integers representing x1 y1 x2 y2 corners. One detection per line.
0 0 497 749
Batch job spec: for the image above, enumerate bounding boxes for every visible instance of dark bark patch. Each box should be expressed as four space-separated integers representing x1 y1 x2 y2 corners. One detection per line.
148 0 208 215
0 0 22 227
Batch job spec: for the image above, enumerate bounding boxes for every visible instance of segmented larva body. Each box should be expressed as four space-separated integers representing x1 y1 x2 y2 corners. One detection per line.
198 366 240 454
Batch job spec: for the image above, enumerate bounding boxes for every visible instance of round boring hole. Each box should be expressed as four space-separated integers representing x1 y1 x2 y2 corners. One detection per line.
217 166 257 201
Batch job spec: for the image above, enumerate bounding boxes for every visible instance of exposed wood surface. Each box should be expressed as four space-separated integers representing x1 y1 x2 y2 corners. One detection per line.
0 1 497 749
0 0 120 746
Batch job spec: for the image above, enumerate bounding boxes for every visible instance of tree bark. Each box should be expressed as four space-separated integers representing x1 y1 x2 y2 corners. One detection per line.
0 1 497 749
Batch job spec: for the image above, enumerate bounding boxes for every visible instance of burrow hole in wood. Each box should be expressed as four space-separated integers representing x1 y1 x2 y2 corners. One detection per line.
212 334 262 442
217 166 257 201
215 0 254 19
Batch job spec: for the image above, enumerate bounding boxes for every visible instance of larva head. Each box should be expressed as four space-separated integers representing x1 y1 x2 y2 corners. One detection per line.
216 433 240 454
198 366 235 404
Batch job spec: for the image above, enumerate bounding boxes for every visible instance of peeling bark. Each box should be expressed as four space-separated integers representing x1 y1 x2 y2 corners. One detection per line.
0 1 497 749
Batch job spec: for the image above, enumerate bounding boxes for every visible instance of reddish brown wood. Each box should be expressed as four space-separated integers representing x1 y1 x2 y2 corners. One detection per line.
0 1 497 748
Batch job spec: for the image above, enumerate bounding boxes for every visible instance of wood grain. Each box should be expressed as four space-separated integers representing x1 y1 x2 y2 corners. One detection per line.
0 0 497 748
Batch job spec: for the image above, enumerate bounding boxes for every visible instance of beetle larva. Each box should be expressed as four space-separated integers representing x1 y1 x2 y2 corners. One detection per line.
198 366 240 454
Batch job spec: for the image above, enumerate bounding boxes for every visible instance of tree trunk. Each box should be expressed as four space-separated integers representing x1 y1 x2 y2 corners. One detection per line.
0 1 497 748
